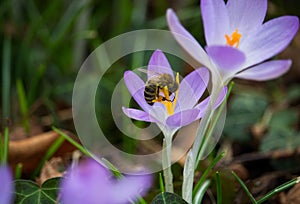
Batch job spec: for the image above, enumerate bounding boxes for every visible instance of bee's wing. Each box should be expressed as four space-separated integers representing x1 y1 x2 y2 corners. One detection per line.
137 68 161 80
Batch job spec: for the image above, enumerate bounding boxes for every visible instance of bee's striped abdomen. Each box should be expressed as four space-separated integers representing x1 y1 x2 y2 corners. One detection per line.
144 83 158 105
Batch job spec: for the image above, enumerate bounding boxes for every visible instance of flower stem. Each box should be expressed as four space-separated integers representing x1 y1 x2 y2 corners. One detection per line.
162 136 174 193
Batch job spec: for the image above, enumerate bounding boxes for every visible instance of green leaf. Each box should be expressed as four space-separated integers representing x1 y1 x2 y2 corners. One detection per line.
260 110 300 152
269 110 297 131
151 192 188 204
260 129 300 152
223 92 268 142
286 84 300 102
14 177 61 204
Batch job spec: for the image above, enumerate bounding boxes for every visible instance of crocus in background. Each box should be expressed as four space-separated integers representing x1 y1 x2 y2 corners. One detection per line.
60 159 152 204
167 0 299 84
122 49 226 193
0 165 14 204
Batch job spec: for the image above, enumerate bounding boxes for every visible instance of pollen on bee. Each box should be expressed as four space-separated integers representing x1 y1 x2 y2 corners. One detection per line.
225 29 242 48
151 72 180 116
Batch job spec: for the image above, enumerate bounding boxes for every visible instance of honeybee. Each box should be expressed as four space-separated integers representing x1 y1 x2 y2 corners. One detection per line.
139 69 178 105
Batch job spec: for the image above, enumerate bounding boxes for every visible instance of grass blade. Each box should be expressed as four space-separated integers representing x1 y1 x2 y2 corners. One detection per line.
232 171 257 204
257 177 300 204
31 135 65 178
216 171 222 204
2 37 11 122
15 163 23 179
159 173 165 192
2 127 9 165
193 179 211 204
16 79 30 133
193 152 225 198
52 126 91 156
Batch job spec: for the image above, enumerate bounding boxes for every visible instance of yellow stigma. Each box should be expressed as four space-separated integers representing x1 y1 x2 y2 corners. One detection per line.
225 29 242 48
154 73 179 116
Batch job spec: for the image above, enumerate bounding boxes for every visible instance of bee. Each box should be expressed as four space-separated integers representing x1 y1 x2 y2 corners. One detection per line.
142 71 179 106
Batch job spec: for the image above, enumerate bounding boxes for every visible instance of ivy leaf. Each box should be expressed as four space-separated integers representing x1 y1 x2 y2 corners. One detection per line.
14 177 61 204
151 192 188 204
260 110 300 152
223 92 268 142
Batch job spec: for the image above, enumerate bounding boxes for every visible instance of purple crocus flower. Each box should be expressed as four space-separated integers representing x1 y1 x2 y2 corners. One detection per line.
167 0 299 83
122 49 217 137
0 165 14 204
60 159 152 204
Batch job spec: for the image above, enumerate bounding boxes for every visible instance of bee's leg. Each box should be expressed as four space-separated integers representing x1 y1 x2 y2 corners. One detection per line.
161 96 173 102
162 86 171 101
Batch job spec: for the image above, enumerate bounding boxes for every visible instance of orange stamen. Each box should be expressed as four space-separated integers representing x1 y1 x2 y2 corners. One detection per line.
225 29 242 48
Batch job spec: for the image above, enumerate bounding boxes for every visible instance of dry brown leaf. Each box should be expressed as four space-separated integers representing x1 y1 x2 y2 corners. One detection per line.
9 130 78 175
36 157 64 185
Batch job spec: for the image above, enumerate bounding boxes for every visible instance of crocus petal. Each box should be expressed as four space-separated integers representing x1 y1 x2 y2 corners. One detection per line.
166 109 200 127
242 16 299 68
226 0 267 34
149 104 168 125
124 71 150 112
60 160 111 204
236 60 291 81
195 86 227 116
148 49 174 79
0 166 14 204
61 160 152 204
122 107 155 122
111 173 152 203
201 0 230 45
176 67 209 111
206 46 246 80
166 9 211 68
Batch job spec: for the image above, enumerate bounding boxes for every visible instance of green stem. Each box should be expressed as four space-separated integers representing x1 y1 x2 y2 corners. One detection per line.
191 83 222 169
162 136 173 193
196 82 234 167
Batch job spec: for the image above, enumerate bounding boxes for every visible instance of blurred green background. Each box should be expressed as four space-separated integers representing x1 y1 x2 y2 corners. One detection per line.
1 0 300 156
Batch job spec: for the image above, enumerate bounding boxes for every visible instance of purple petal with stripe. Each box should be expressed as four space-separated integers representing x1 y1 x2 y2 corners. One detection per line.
201 0 230 45
236 60 292 81
122 107 155 122
241 16 299 68
166 9 211 68
166 109 201 127
206 46 246 80
226 0 267 34
176 67 209 111
148 49 174 79
124 71 150 112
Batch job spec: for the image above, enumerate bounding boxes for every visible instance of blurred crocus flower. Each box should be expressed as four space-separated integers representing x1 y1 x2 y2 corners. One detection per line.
0 165 14 204
122 49 223 137
167 0 299 84
60 159 152 204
